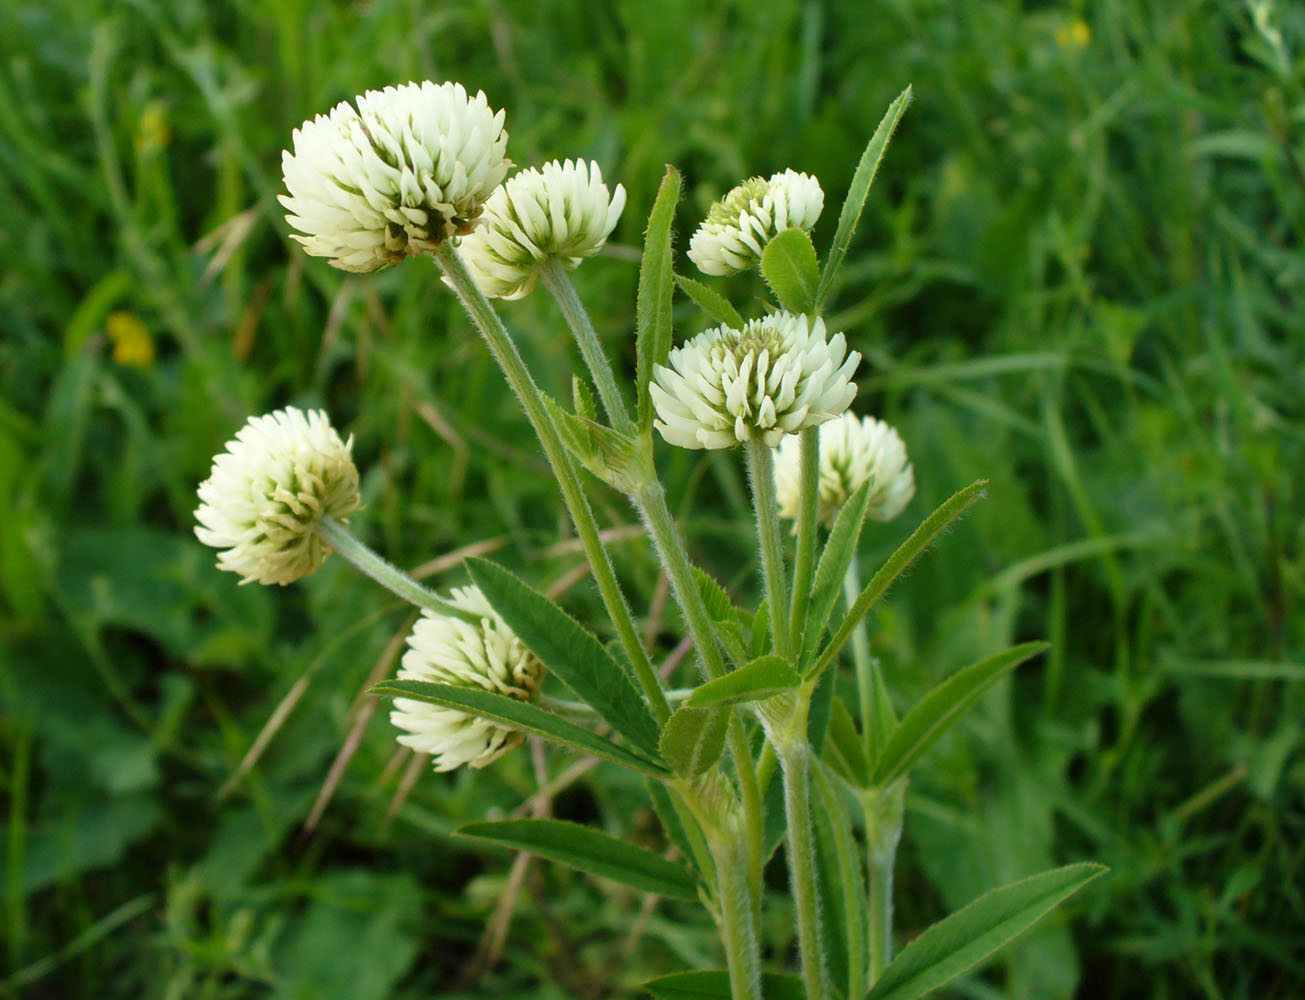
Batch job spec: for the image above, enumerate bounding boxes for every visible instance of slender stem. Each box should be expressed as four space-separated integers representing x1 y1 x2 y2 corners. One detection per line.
779 739 828 1000
316 516 453 613
713 837 762 1000
634 479 764 908
746 441 791 660
634 481 729 680
844 561 878 763
863 785 905 984
435 243 670 723
539 259 635 434
788 426 821 654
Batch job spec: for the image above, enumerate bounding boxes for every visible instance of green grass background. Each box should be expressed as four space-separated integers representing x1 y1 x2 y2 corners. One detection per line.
2 0 1303 997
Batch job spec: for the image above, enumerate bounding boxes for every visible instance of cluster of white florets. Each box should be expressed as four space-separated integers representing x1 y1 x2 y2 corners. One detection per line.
775 412 915 525
389 586 543 771
458 159 626 299
280 81 511 272
194 408 360 585
650 313 859 449
687 170 824 276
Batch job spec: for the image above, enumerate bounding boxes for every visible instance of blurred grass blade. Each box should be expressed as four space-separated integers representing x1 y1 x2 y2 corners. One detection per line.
370 680 668 777
824 698 870 788
675 273 744 329
684 655 800 709
458 818 699 900
864 864 1108 1000
810 480 988 679
643 970 806 999
467 557 663 758
816 85 913 307
637 166 682 431
872 642 1049 788
761 228 820 314
659 705 728 777
799 479 872 666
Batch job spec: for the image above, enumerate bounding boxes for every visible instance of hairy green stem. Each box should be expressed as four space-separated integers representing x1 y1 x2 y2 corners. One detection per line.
746 441 791 661
316 516 453 613
541 252 765 916
779 738 828 1000
434 243 670 724
539 259 635 433
863 785 905 983
788 427 821 652
713 836 762 1000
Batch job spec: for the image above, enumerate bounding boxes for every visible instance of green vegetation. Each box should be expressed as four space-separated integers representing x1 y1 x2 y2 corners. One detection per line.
2 0 1302 997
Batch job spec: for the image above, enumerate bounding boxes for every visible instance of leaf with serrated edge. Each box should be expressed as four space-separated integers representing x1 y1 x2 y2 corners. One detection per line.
659 705 728 777
761 228 819 314
370 680 667 776
459 819 699 900
637 166 681 430
684 655 800 709
816 86 912 308
810 480 987 680
675 273 744 329
799 479 872 667
467 558 663 758
865 864 1108 1000
643 970 806 1000
872 642 1048 788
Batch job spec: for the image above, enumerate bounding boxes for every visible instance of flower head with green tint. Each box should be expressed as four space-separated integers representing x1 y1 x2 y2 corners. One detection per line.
650 312 859 449
775 411 915 525
457 159 626 299
194 407 361 585
688 169 823 276
280 81 510 273
390 586 544 771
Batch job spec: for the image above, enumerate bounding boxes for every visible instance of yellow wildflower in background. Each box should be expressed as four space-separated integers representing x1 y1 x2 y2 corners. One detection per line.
105 312 156 368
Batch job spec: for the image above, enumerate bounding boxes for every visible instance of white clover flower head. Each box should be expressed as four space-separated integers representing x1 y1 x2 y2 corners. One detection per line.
389 586 544 771
687 169 824 276
650 312 860 450
194 408 361 585
458 158 627 299
280 80 510 273
775 412 916 525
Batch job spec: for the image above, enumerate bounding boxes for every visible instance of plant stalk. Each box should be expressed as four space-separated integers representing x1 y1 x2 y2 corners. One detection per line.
539 259 635 433
745 441 792 661
863 784 905 983
788 426 821 653
779 737 828 1000
434 243 670 723
712 836 762 1000
316 515 451 612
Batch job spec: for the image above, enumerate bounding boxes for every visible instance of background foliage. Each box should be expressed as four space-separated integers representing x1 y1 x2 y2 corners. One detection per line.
2 0 1303 997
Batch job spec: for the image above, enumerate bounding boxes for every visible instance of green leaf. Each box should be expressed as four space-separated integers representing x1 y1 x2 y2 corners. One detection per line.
760 227 820 314
675 273 744 329
684 655 800 709
643 970 806 1000
813 763 867 998
864 863 1108 1000
370 680 668 777
808 661 836 753
637 166 682 430
692 566 750 664
749 600 771 659
811 480 988 679
816 85 913 308
459 819 699 901
466 558 663 758
572 373 598 423
872 642 1049 788
824 698 870 788
543 393 644 493
799 479 873 667
659 705 728 777
647 779 701 874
